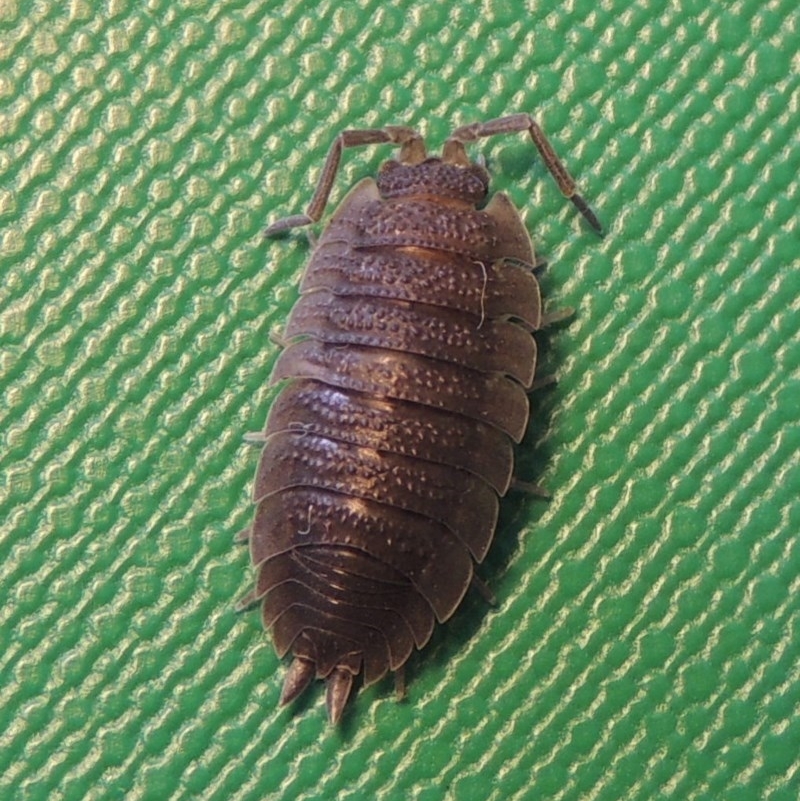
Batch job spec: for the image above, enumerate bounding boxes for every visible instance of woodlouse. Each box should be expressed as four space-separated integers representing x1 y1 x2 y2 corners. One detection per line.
237 114 602 723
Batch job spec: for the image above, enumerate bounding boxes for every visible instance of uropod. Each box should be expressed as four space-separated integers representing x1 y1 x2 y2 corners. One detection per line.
237 114 603 723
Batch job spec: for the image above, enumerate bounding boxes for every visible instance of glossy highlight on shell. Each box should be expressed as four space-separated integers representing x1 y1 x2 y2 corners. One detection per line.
236 115 602 723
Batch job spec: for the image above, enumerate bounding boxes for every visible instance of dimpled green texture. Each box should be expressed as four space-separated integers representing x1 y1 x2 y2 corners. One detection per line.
1 0 798 798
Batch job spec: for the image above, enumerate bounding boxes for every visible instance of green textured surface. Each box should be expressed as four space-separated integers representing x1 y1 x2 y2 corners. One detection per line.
1 0 798 798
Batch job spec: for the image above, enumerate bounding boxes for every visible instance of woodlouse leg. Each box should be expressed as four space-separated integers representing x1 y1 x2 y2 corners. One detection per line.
495 255 548 274
234 526 252 543
529 375 557 392
445 114 604 236
394 667 407 701
470 573 497 606
541 307 576 327
510 478 552 499
234 586 261 611
265 126 426 237
269 328 289 348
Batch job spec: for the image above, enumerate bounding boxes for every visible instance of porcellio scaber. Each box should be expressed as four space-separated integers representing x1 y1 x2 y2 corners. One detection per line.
237 114 602 723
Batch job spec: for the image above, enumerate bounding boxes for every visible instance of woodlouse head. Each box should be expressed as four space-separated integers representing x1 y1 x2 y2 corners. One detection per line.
376 159 490 206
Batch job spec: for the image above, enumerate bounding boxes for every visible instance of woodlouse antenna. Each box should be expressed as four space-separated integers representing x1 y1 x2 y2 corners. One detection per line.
264 126 425 237
446 113 604 236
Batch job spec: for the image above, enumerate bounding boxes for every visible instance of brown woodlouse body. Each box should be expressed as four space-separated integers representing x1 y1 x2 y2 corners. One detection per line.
237 114 602 723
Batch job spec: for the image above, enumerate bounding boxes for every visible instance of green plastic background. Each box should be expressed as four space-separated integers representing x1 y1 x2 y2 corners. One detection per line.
1 0 798 799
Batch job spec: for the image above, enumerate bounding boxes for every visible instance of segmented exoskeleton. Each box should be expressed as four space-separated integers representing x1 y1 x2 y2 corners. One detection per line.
237 115 602 723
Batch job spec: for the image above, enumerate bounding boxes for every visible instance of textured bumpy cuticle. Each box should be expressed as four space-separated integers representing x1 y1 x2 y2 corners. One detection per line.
241 116 600 724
